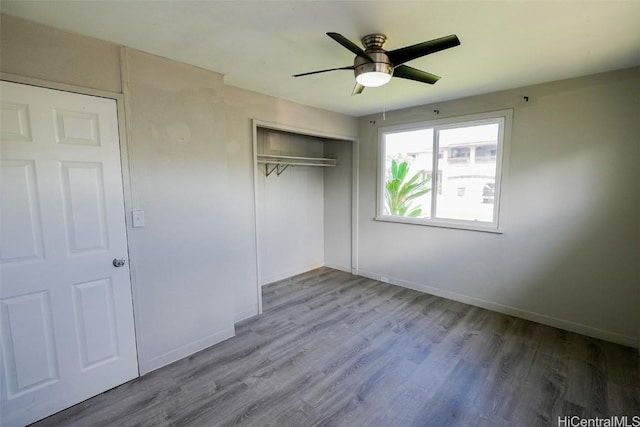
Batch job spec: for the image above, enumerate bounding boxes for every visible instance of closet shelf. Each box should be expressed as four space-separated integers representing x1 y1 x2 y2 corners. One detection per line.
257 154 337 167
257 154 337 176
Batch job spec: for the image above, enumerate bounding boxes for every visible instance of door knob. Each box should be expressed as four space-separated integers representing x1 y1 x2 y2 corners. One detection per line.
112 258 126 267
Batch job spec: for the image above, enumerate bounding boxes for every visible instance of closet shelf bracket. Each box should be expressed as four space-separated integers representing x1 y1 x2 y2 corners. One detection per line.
265 163 290 177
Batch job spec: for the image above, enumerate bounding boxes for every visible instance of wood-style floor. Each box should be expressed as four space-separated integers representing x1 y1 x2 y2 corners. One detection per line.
34 267 640 427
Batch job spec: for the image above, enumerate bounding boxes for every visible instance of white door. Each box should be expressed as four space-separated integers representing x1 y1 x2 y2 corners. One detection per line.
0 81 138 427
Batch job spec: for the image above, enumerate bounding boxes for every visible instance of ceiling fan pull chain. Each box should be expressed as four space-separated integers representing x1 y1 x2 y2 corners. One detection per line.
383 84 387 121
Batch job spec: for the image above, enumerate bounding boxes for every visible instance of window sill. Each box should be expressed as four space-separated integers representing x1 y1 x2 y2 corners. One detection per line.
374 215 504 234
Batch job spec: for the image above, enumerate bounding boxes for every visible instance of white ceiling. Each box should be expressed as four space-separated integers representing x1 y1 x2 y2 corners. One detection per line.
2 1 639 117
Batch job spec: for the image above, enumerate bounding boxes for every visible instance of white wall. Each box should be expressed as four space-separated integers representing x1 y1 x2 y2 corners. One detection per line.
120 48 235 373
357 67 640 347
0 14 121 93
256 129 326 285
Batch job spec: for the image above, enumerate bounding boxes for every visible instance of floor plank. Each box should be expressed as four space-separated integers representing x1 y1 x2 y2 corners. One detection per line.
32 267 640 427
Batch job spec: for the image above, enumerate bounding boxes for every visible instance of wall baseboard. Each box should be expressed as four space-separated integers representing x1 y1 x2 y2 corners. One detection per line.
260 263 323 286
324 263 352 274
234 307 259 323
139 327 236 375
358 269 638 349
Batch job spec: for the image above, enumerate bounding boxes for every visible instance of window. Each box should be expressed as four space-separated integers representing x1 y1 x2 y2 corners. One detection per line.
378 110 511 232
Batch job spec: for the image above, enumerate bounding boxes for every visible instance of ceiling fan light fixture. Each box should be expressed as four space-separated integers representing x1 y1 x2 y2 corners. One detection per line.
356 71 392 87
353 51 393 87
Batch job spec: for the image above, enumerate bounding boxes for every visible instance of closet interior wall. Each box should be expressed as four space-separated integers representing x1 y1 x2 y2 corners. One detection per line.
255 127 352 286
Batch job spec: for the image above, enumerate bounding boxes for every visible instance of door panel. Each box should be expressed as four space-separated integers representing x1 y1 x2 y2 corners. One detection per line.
0 291 58 396
0 160 45 262
71 278 119 368
53 109 100 146
60 161 109 252
0 102 32 141
0 81 138 427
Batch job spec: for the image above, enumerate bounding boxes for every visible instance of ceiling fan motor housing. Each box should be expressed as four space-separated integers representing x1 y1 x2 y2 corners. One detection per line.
361 33 387 50
354 34 393 85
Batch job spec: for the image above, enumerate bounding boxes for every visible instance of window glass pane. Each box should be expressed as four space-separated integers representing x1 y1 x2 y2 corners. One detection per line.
475 144 497 161
435 123 499 222
384 128 434 218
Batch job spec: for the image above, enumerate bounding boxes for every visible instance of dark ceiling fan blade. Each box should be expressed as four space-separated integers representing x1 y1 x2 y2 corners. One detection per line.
326 32 373 61
293 65 354 77
351 83 365 96
393 65 441 84
387 34 460 66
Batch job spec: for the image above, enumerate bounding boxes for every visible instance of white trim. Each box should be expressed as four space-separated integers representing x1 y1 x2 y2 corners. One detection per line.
374 215 504 234
0 72 122 100
260 264 323 287
118 47 146 374
250 120 359 311
251 121 263 313
376 109 512 134
350 138 360 275
323 263 352 274
234 309 260 324
376 109 512 232
432 125 440 219
251 119 357 143
358 269 638 348
138 327 235 375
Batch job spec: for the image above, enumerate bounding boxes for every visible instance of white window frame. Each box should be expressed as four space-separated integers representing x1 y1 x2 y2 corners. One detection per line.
376 109 512 233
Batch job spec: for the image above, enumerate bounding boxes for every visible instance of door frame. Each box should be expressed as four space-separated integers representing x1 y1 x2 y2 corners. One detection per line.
251 119 360 314
1 72 142 374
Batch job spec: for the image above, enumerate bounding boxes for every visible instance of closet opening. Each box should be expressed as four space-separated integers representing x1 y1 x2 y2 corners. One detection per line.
252 120 358 313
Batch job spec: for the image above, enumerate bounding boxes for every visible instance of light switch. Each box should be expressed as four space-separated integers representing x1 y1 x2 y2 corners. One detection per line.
132 210 145 228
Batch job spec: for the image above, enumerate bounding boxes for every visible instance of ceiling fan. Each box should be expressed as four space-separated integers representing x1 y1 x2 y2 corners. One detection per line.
293 32 460 95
